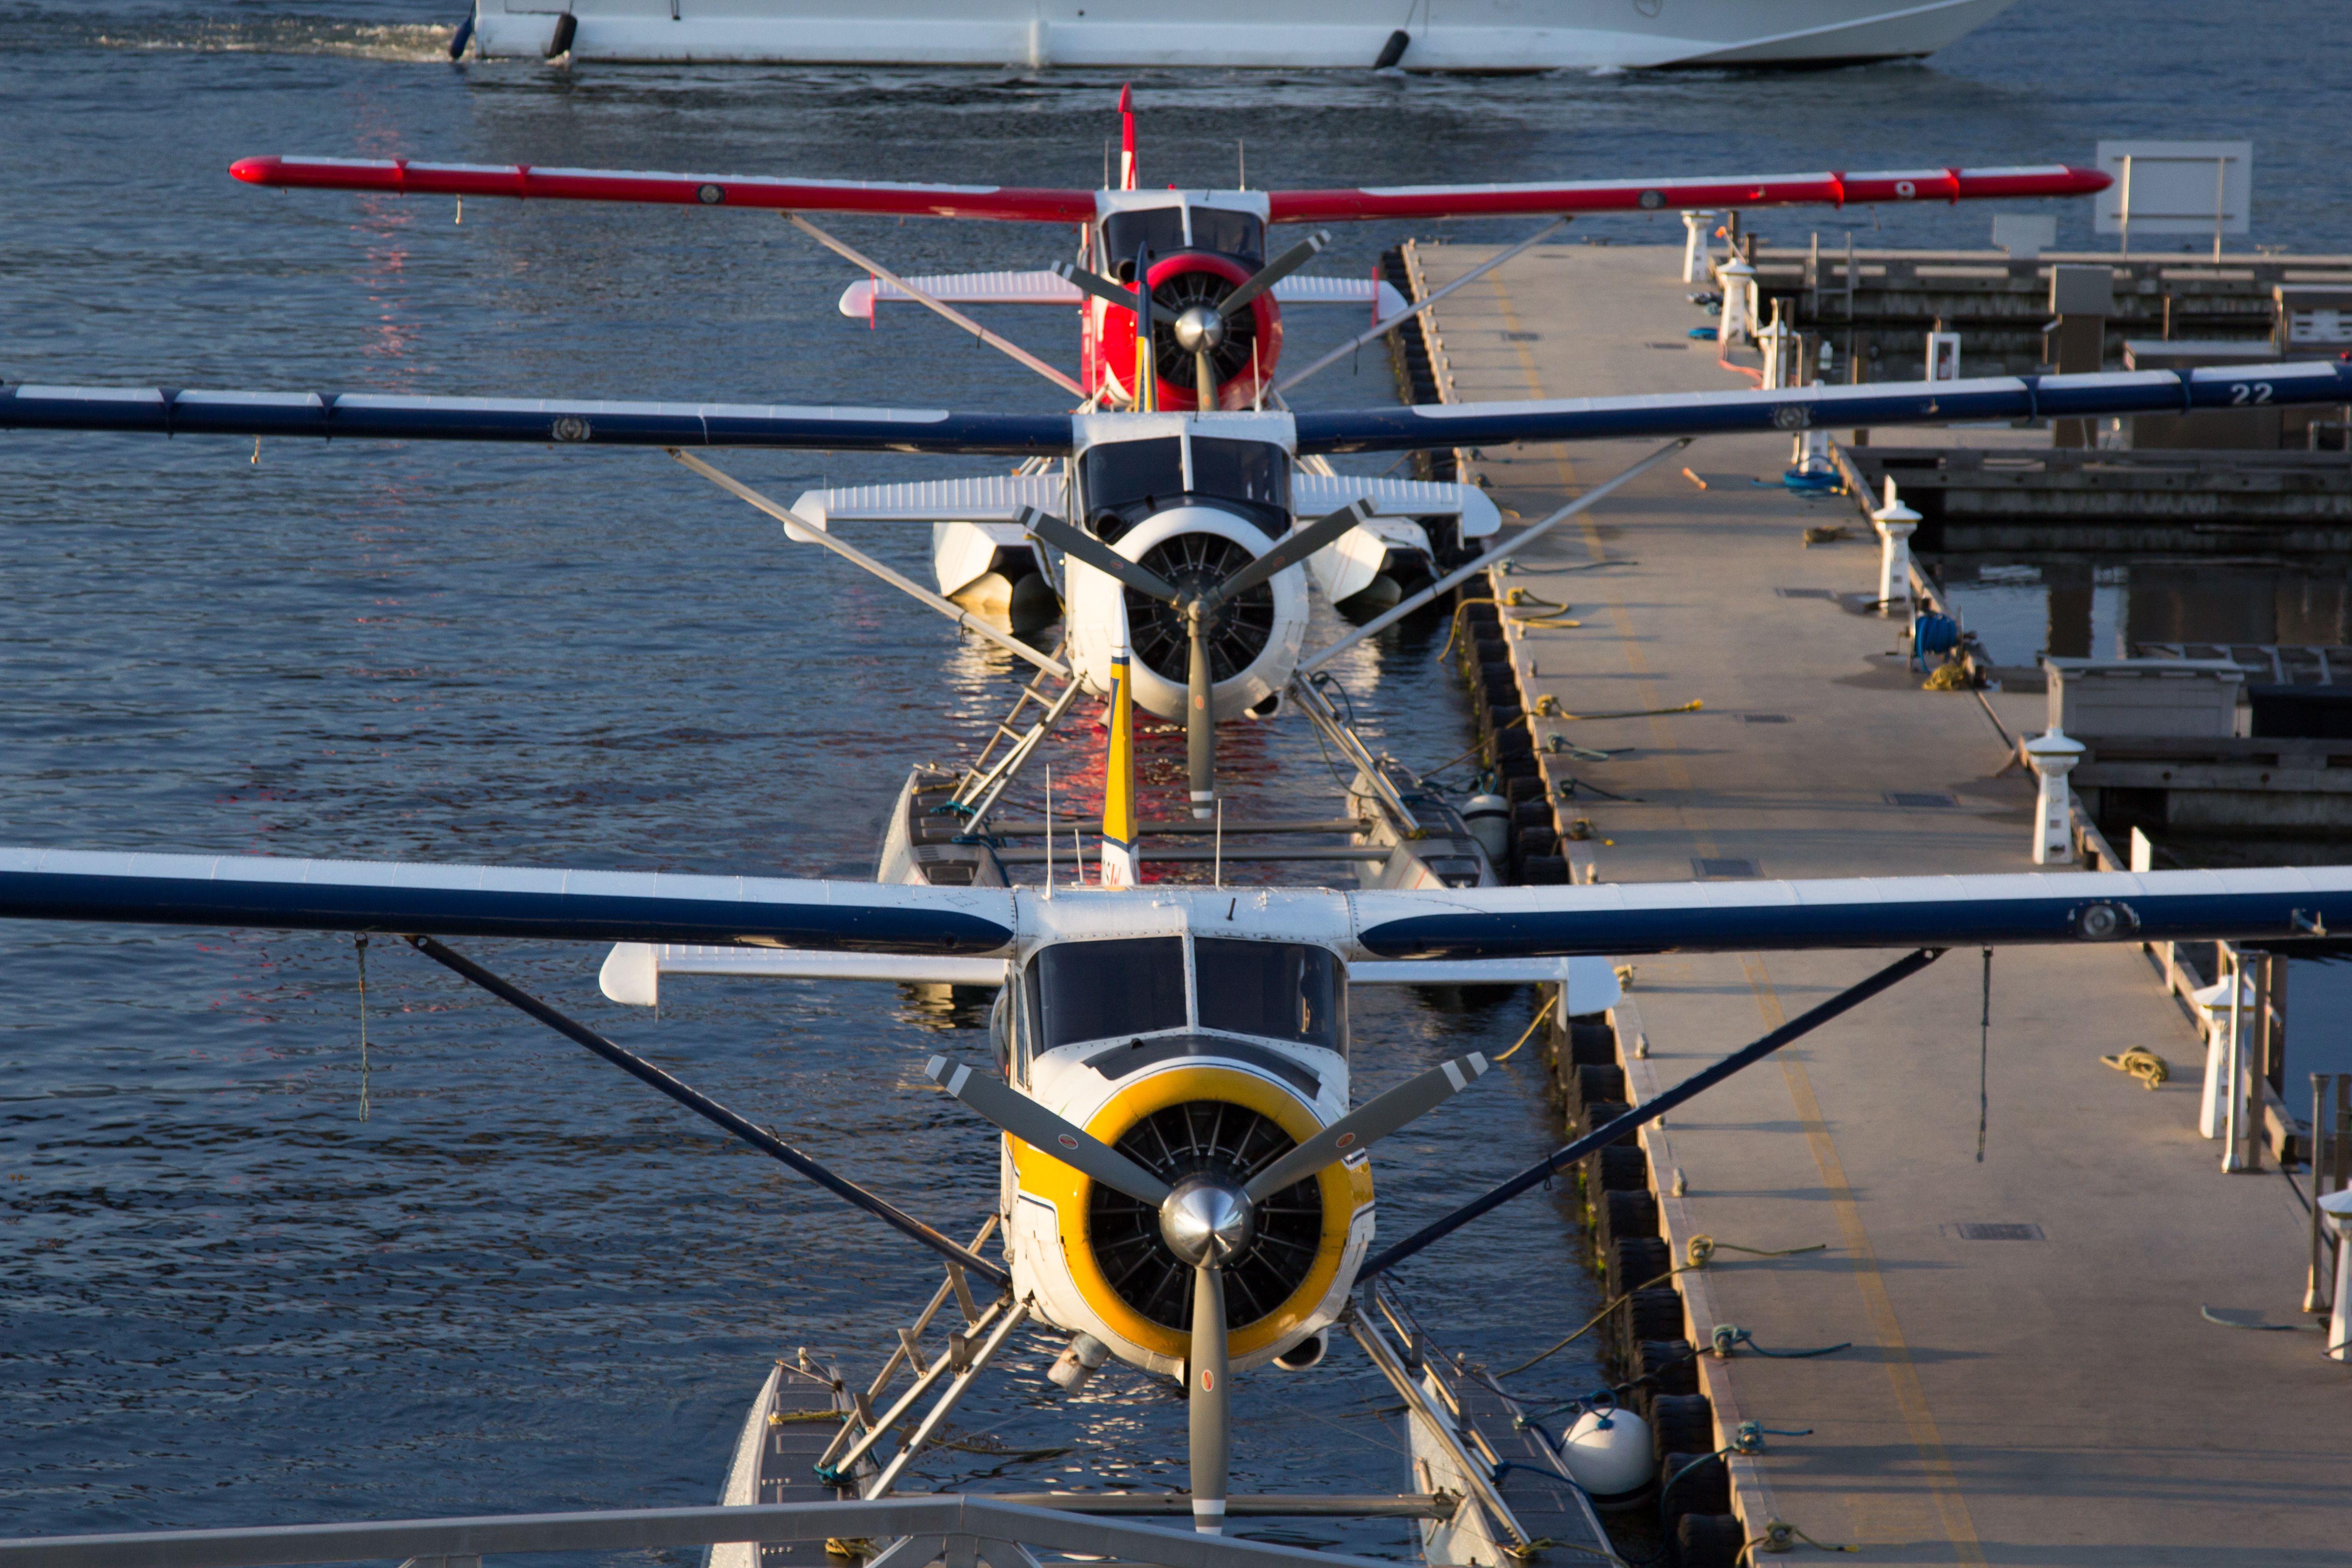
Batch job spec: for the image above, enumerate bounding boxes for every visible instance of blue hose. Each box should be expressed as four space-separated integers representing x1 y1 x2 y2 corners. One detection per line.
1911 612 1960 671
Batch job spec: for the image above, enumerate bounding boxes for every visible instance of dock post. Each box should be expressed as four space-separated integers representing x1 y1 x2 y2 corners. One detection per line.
1759 305 1797 389
1872 495 1921 617
2225 955 2267 1172
1681 210 1717 283
2022 731 2085 865
2321 1191 2352 1360
1717 256 1756 347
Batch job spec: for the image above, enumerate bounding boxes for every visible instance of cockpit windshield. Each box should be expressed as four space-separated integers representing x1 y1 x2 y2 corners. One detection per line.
1194 938 1343 1051
1080 438 1185 533
1102 209 1186 275
1081 436 1289 537
1100 206 1264 271
1190 207 1264 263
1190 437 1290 515
1031 936 1188 1050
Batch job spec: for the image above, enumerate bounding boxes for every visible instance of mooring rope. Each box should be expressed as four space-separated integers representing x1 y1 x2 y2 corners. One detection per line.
354 934 371 1122
1976 946 1992 1162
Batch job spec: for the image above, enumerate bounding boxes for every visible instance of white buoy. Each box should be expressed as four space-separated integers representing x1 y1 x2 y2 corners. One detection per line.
1463 793 1513 869
1560 1406 1655 1498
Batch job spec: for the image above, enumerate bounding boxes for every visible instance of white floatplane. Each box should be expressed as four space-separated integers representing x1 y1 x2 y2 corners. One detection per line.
230 91 2108 631
9 271 2352 1568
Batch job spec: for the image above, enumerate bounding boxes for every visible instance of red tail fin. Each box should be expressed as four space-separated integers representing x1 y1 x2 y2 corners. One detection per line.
1118 83 1137 191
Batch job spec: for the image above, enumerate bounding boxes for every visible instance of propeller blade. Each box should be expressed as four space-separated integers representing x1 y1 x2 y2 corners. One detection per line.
1186 607 1215 821
1194 347 1219 410
1197 497 1376 614
1188 1263 1231 1535
1216 230 1332 319
1242 1050 1490 1202
924 1055 1173 1206
1018 506 1180 604
1050 259 1144 312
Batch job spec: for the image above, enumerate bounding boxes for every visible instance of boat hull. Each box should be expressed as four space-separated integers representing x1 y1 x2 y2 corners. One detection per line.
473 0 2019 70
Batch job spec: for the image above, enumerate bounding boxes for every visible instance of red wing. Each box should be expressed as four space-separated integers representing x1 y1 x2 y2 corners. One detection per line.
230 156 1097 223
1266 164 2108 223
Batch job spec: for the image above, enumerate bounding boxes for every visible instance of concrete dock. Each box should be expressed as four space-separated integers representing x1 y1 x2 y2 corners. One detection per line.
1410 241 2350 1563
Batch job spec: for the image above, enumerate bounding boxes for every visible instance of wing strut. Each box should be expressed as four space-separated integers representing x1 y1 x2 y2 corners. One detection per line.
672 450 1072 681
1358 945 1943 1279
786 213 1086 399
1295 437 1688 677
1272 216 1566 396
404 934 1010 1288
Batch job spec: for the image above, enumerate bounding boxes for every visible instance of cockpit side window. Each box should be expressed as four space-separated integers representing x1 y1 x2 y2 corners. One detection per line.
1189 208 1264 263
1032 936 1189 1051
1102 209 1187 276
1193 938 1344 1053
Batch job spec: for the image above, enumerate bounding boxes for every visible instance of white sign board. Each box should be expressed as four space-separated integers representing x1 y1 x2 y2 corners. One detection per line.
1991 213 2057 258
2094 140 2252 248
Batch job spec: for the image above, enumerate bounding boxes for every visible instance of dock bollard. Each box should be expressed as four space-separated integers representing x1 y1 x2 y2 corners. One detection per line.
1759 308 1798 389
2323 1190 2352 1361
1716 255 1757 347
1681 211 1718 283
2022 731 2086 865
1871 494 1921 618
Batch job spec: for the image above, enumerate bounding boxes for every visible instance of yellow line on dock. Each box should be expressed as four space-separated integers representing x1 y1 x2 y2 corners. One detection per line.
1743 957 1988 1567
1487 270 1726 855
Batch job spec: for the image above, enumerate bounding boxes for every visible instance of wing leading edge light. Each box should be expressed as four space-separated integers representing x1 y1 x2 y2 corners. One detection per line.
0 845 2342 960
7 363 2350 454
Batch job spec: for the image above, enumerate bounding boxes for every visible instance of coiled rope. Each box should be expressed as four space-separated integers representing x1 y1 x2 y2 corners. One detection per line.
2101 1047 2171 1088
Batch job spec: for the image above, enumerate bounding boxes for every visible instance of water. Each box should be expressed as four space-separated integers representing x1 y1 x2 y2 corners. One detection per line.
1937 557 2352 667
0 0 2337 1554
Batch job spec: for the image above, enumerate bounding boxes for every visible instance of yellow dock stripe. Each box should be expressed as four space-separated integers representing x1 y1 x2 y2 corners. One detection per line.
1744 957 1987 1565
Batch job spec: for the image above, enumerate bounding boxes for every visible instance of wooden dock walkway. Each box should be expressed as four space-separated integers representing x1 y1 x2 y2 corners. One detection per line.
1411 239 2351 1564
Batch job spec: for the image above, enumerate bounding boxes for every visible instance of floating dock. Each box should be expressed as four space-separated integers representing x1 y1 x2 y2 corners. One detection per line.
1406 239 2351 1562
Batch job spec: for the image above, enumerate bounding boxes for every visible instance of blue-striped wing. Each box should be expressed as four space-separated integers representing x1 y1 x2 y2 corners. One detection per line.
0 847 1015 954
0 385 1072 456
1295 362 2352 453
1347 866 2351 959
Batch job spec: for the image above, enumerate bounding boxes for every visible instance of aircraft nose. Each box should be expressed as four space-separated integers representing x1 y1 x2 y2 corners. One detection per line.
1160 1175 1254 1266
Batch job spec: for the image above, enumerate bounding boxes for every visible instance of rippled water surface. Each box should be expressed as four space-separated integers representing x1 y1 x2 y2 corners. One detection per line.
0 1 2330 1556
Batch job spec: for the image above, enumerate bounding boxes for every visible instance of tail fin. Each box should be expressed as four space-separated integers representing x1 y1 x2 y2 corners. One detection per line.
1118 83 1137 191
1100 625 1139 889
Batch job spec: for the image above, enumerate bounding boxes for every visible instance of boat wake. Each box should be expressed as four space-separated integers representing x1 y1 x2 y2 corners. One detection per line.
89 15 451 64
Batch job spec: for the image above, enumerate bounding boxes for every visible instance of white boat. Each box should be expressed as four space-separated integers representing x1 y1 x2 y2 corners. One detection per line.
468 0 2020 71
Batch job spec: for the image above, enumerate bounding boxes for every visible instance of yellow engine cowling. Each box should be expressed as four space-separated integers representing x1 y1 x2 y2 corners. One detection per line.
1008 1063 1373 1377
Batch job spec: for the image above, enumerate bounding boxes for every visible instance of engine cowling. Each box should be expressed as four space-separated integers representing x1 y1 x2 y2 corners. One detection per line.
1089 252 1284 412
1065 505 1308 723
1005 1061 1372 1377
